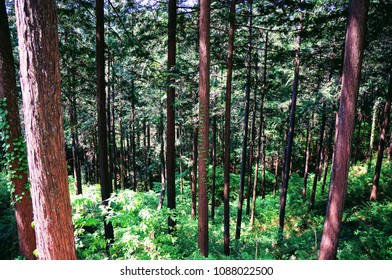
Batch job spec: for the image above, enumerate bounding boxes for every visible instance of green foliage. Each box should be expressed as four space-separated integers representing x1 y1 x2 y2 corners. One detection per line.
0 173 19 260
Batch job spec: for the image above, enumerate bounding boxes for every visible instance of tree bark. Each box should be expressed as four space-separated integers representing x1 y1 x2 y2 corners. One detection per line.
96 0 114 248
0 0 36 259
198 0 210 257
167 0 177 232
15 0 77 259
223 0 236 256
319 0 369 260
370 73 392 201
236 0 252 240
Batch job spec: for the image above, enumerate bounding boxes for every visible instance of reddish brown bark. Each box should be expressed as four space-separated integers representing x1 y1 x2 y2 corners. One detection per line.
223 0 236 256
319 0 369 260
167 0 177 232
15 0 76 259
0 0 36 260
370 73 392 201
198 0 210 257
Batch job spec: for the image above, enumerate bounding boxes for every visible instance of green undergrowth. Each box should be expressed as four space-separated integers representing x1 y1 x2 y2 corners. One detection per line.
1 159 391 260
71 160 392 260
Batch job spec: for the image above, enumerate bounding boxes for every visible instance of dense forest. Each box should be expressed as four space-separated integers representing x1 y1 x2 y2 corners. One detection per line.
1 0 392 260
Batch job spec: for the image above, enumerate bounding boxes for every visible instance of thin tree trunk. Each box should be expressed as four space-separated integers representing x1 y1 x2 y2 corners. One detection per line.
69 93 82 195
166 0 177 231
251 32 268 225
321 123 334 193
236 0 252 240
279 15 302 235
0 0 36 259
198 0 210 257
96 0 114 250
191 119 198 218
211 99 217 220
246 99 257 215
158 100 166 210
303 111 314 198
370 73 392 201
223 0 236 256
310 100 326 209
368 100 380 170
131 81 137 189
319 0 369 260
15 0 77 259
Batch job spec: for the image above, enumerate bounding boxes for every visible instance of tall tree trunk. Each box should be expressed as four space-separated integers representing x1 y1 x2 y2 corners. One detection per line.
246 99 257 215
0 0 36 259
370 73 392 201
191 117 198 218
279 15 302 235
321 122 334 193
310 100 327 209
15 0 76 259
96 0 114 248
211 99 217 220
69 93 82 195
251 31 268 226
158 100 166 210
198 0 210 257
223 0 236 256
236 0 252 240
131 81 137 189
302 111 314 198
368 100 380 170
167 0 177 231
319 0 369 260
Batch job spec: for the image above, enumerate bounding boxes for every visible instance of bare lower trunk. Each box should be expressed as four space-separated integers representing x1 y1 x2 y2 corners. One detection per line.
370 73 392 201
319 0 369 260
0 0 36 259
198 0 210 257
15 0 77 259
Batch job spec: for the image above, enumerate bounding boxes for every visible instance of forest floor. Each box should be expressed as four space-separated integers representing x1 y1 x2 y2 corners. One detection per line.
1 160 392 260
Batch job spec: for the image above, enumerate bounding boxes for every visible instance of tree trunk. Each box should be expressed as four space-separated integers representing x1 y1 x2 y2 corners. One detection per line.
251 32 268 226
0 0 36 259
69 92 82 195
191 118 198 218
319 0 369 260
321 122 334 193
211 99 217 220
279 16 302 235
158 100 166 210
370 73 392 201
15 0 76 259
302 111 314 198
131 81 137 189
223 0 236 256
310 100 326 209
96 0 114 248
198 0 210 257
368 100 380 170
236 0 252 240
246 99 257 215
166 0 177 232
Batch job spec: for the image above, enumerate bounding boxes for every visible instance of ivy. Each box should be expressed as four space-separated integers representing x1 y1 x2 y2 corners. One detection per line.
0 97 30 204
